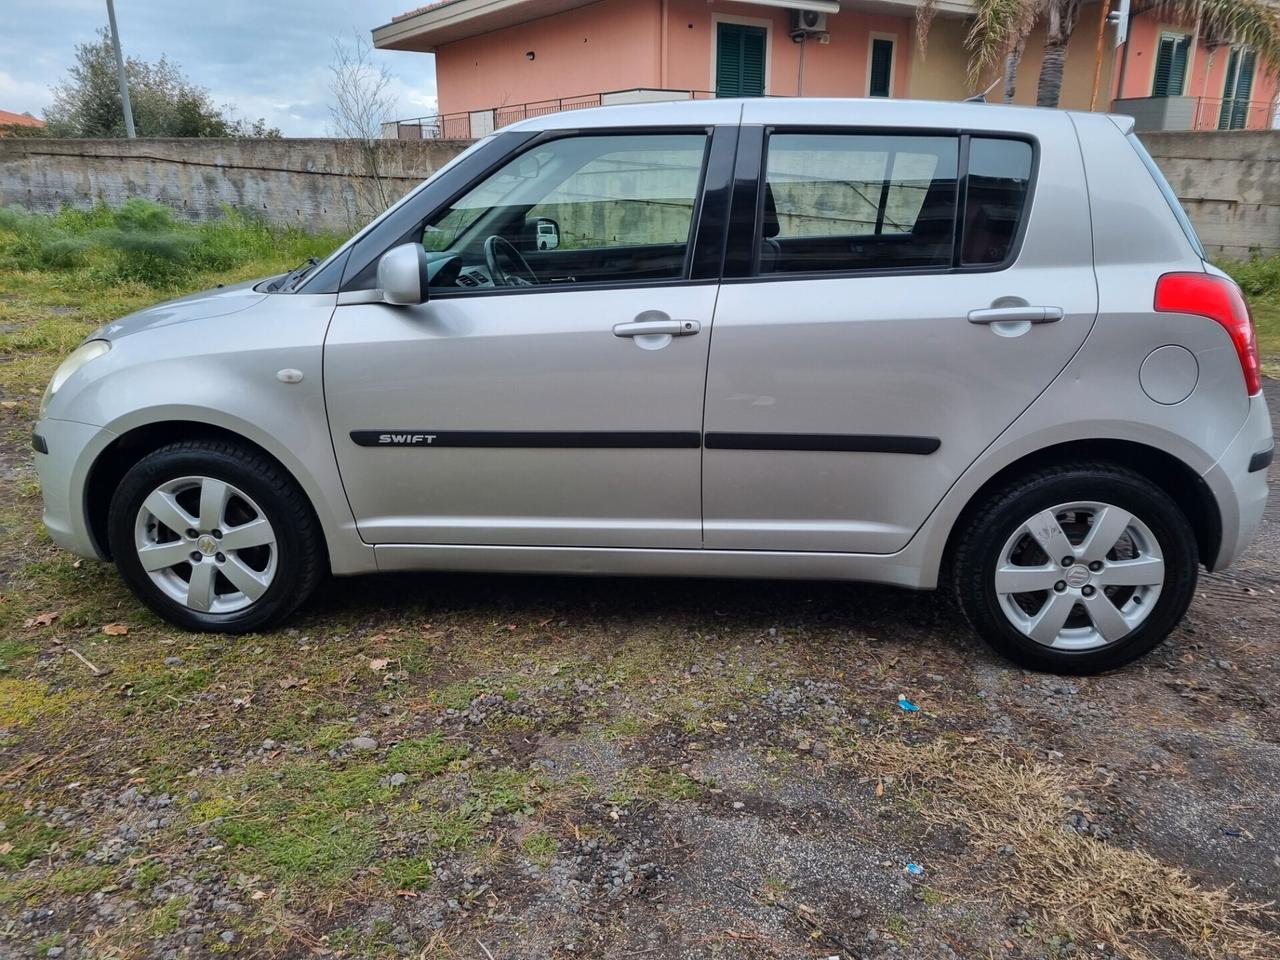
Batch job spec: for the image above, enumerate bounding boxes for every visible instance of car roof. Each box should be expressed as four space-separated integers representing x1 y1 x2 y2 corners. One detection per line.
506 96 1113 135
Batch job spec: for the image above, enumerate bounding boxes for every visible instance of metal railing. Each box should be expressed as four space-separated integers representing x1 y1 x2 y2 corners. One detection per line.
1192 96 1279 131
383 88 717 140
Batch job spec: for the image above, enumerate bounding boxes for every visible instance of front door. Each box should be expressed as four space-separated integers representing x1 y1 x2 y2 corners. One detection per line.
325 130 720 548
703 117 1099 554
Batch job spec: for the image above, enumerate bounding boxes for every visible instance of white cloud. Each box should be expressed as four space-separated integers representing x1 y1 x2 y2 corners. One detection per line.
0 69 53 117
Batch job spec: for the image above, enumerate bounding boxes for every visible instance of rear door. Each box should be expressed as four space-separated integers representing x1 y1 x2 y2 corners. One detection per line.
702 107 1098 553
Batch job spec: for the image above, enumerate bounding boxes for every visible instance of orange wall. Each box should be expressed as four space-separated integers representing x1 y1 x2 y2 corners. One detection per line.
1113 12 1278 129
434 0 661 115
432 0 917 115
661 0 913 99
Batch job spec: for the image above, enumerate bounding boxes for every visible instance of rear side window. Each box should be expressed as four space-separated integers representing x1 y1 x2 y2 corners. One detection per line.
1127 132 1206 259
759 133 959 274
962 138 1034 266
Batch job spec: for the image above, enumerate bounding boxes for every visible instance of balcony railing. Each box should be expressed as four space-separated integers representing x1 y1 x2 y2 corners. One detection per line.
1112 95 1278 132
382 88 717 141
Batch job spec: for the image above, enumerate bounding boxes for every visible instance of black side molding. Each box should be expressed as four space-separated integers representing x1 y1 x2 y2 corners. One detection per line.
704 433 941 455
351 431 701 449
31 432 48 455
1249 442 1274 473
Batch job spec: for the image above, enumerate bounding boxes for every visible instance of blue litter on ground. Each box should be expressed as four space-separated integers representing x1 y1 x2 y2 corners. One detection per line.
905 863 924 876
897 695 920 712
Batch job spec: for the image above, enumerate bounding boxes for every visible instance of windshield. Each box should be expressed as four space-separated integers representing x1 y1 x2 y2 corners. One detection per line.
294 133 498 292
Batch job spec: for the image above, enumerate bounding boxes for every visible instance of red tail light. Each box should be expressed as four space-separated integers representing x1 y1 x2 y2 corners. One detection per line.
1155 272 1261 395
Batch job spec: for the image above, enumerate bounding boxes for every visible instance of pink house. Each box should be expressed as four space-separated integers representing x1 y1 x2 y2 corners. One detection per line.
372 0 1277 136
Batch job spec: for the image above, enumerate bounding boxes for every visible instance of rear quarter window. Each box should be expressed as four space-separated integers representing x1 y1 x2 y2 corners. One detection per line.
962 138 1034 266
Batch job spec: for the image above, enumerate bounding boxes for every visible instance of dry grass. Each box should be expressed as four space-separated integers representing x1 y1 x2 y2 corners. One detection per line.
858 737 1278 959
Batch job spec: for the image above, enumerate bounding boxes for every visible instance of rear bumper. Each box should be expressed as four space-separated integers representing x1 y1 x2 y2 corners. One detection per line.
1203 391 1272 571
33 417 115 561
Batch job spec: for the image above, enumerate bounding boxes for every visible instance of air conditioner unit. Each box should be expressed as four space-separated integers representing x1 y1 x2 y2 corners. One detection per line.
791 10 828 33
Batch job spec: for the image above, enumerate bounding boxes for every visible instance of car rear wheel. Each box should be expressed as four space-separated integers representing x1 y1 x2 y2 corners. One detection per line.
952 464 1198 673
108 439 325 633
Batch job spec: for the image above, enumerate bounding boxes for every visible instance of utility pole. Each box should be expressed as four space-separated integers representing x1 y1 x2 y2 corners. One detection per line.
105 0 136 138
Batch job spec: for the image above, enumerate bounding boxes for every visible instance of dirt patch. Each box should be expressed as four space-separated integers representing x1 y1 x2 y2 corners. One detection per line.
1 293 1278 958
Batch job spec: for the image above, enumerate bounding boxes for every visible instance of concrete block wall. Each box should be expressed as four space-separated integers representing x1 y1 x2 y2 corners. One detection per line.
1 131 1278 259
1140 130 1280 260
0 137 472 233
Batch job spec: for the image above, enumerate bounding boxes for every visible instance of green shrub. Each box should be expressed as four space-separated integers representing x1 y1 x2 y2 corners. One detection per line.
1222 256 1280 301
0 199 343 289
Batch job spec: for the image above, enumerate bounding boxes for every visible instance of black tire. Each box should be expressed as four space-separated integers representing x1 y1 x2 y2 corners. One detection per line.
108 439 325 633
951 463 1198 674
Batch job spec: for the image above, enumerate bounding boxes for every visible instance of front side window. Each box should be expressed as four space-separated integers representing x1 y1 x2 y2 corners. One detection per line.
420 133 708 292
758 133 959 275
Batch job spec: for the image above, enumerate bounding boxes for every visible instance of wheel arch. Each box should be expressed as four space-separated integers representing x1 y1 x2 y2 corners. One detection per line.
941 438 1221 576
84 420 330 564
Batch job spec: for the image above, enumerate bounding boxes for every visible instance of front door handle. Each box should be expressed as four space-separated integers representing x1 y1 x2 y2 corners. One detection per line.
613 317 701 338
968 306 1064 325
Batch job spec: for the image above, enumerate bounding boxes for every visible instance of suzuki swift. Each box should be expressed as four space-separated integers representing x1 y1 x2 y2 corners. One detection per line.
33 98 1273 673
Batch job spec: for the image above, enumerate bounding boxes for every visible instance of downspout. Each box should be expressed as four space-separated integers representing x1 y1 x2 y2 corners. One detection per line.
660 0 669 88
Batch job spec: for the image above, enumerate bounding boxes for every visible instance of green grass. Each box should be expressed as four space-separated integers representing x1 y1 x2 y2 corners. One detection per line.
1221 257 1280 360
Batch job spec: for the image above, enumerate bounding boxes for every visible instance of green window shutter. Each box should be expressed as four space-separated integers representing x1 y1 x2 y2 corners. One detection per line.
741 27 766 96
1153 34 1189 96
1234 51 1256 128
1218 48 1240 128
716 23 766 98
869 39 894 97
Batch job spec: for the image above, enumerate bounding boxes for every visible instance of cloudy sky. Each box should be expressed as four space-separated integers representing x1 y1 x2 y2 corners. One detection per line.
1 0 439 135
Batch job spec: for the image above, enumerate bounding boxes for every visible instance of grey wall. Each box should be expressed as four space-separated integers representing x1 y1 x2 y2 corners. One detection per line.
0 137 472 233
1140 130 1280 260
1 131 1278 259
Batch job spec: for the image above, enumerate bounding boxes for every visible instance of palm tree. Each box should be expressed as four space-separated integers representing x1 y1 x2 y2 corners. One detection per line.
961 0 1280 109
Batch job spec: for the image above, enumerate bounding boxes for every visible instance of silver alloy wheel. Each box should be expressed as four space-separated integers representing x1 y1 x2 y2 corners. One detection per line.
995 501 1165 651
133 476 277 615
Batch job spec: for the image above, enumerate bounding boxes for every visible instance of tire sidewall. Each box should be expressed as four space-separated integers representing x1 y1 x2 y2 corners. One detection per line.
108 447 310 633
964 471 1198 673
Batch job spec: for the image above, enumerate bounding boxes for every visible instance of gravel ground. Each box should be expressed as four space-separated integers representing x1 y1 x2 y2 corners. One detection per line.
1 356 1277 959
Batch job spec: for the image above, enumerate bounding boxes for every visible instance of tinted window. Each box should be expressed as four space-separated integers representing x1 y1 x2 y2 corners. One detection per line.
420 133 708 291
757 133 959 275
961 138 1034 266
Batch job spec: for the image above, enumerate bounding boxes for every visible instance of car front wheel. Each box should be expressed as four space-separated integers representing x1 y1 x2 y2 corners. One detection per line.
108 439 325 633
952 464 1199 674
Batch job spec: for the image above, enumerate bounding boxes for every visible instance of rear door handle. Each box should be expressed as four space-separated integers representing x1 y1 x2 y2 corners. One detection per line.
968 306 1064 325
613 317 701 338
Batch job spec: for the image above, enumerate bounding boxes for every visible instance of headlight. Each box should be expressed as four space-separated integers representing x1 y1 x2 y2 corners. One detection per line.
40 340 110 418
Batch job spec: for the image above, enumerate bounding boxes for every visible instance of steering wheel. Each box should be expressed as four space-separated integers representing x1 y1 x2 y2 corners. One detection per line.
483 235 539 287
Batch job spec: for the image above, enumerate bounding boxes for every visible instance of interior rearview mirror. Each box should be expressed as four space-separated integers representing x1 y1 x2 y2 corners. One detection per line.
377 243 430 306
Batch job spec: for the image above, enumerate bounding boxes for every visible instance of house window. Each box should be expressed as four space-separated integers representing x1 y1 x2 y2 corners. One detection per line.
869 38 895 98
756 133 959 275
1219 47 1257 129
716 23 767 98
1152 33 1191 97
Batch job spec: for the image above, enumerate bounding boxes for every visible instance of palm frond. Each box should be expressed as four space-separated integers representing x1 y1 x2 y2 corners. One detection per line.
965 0 1042 83
1154 0 1280 70
915 0 939 55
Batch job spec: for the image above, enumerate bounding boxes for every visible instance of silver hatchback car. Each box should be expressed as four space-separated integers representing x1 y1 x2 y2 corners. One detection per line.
33 98 1272 673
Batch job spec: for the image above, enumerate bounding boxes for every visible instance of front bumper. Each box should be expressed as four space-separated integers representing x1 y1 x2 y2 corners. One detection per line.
32 417 116 561
1203 391 1273 571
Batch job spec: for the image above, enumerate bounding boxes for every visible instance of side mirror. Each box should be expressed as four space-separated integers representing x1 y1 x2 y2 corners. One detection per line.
377 243 430 305
526 216 560 251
